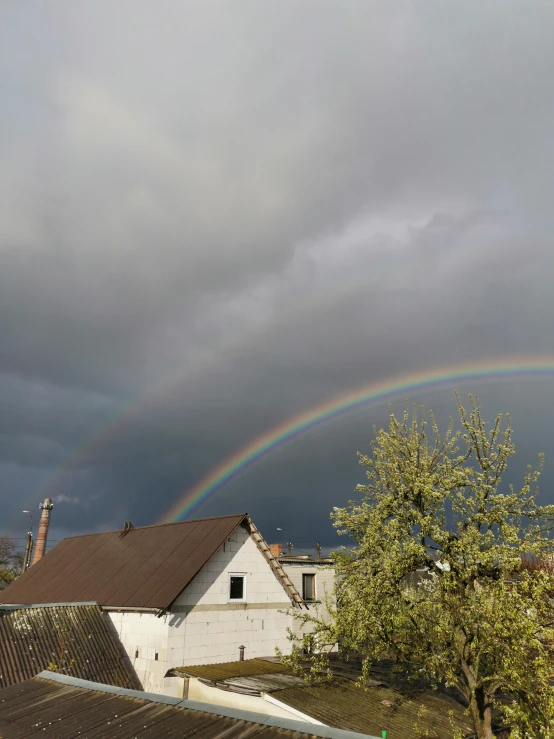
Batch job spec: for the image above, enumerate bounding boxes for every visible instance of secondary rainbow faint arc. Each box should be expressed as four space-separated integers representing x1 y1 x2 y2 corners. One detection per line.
161 355 554 523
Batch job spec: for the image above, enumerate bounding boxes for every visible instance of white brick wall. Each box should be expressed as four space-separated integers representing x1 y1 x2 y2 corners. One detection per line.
105 610 171 693
168 525 296 669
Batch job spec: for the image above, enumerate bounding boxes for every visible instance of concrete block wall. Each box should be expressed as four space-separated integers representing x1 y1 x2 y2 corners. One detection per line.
105 610 174 693
168 525 296 667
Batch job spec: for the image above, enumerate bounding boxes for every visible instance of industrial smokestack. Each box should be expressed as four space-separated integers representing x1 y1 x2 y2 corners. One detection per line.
31 498 53 566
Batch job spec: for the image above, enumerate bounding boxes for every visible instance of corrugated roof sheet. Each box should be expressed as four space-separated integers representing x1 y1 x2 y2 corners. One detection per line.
0 673 381 739
0 514 248 610
172 658 291 681
220 673 305 695
0 604 139 690
275 677 474 739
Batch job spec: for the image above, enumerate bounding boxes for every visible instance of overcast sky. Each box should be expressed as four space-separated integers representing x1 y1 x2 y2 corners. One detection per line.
2 1 554 555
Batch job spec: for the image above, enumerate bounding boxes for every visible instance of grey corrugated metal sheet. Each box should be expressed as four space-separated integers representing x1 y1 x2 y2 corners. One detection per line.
274 677 474 739
0 673 381 739
0 514 248 609
0 604 140 690
222 673 305 695
172 658 291 682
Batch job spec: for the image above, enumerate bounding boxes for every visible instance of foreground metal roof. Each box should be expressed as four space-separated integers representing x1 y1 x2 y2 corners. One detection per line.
0 514 248 610
0 604 139 690
274 676 474 739
0 672 381 739
171 658 475 739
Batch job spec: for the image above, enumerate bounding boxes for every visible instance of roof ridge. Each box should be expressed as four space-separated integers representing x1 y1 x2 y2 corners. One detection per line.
61 513 248 540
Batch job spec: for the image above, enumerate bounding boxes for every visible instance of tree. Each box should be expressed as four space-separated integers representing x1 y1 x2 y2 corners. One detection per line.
0 538 24 584
284 396 554 739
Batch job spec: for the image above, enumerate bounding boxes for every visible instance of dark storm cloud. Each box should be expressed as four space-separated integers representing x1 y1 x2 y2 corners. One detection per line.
1 1 554 546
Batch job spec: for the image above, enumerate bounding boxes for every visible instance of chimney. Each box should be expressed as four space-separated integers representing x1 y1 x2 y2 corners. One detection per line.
269 543 283 557
32 498 54 566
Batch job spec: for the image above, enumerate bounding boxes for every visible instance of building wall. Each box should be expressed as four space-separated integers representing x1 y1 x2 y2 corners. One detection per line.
281 563 335 620
186 677 308 721
167 525 296 671
105 610 175 694
280 563 335 642
105 524 300 697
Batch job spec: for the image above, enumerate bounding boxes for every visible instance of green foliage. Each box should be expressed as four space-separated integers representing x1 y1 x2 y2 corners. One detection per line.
285 395 554 739
0 538 24 584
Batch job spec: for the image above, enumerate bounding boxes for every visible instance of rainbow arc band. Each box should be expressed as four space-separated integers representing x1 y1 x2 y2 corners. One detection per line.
161 355 554 523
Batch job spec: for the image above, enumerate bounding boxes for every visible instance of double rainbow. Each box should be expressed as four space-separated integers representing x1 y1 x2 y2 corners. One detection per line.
161 355 554 522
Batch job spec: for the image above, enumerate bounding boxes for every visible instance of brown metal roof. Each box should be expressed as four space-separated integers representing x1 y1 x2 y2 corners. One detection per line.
0 605 139 690
0 514 249 610
0 674 381 739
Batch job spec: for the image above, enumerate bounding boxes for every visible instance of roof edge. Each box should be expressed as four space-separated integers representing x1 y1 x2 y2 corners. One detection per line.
61 513 249 540
0 602 99 610
36 672 379 739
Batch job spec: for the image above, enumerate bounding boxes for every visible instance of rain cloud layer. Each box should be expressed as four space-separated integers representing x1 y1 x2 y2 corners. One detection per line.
2 1 554 553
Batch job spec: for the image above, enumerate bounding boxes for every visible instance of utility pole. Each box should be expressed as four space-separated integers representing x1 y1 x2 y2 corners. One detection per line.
277 527 293 557
22 510 33 572
316 541 321 561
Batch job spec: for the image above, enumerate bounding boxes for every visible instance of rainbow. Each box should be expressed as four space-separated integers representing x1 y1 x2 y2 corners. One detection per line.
161 355 554 522
5 235 437 534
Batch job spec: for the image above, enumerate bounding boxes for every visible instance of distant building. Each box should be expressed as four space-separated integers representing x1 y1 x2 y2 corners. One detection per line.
275 549 335 629
0 514 308 695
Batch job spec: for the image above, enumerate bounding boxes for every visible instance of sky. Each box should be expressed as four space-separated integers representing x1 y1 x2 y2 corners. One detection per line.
2 0 554 555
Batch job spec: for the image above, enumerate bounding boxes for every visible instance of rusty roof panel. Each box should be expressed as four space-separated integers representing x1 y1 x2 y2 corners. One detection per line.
0 605 139 690
172 658 291 682
222 673 305 695
0 675 381 739
0 514 248 610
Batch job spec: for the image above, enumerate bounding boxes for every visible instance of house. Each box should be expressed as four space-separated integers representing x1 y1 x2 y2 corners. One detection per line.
274 548 335 626
0 671 382 739
168 656 476 739
0 603 139 689
0 514 307 696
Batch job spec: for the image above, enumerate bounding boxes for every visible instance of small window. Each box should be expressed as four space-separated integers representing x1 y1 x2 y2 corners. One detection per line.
303 573 316 602
229 574 246 601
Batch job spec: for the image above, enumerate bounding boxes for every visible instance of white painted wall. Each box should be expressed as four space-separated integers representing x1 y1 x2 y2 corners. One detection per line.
186 677 308 721
281 563 335 625
104 524 301 696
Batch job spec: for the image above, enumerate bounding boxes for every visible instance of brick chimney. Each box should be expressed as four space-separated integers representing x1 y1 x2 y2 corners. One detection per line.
269 543 283 557
31 497 54 566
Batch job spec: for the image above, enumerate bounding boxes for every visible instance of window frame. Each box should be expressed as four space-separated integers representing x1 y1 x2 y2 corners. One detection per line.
228 572 247 603
302 572 316 602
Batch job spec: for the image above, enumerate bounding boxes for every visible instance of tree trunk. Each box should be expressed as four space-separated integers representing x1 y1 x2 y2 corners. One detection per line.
469 687 494 739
